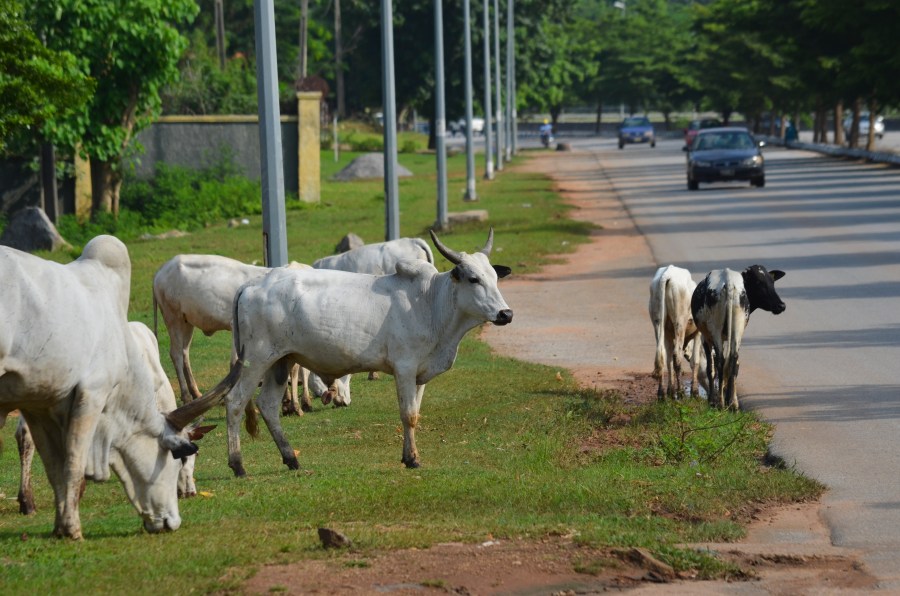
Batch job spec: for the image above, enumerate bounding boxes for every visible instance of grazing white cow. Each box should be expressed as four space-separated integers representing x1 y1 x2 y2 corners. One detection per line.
225 229 512 476
312 237 434 274
691 265 786 410
152 254 347 411
0 235 240 539
14 322 210 514
649 265 704 399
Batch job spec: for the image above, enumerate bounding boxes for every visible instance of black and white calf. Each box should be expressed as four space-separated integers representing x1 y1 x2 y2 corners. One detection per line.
691 265 786 409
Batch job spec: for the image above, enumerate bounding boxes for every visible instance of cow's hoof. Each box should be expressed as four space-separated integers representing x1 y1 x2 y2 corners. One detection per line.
229 463 247 478
17 496 35 516
402 458 421 469
301 401 313 413
281 405 300 416
284 455 300 470
321 390 334 406
368 371 380 381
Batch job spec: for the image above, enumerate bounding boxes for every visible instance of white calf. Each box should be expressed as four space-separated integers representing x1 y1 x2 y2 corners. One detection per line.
649 265 703 398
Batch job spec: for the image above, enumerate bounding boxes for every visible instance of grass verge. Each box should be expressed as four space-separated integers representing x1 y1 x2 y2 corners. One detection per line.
0 149 821 592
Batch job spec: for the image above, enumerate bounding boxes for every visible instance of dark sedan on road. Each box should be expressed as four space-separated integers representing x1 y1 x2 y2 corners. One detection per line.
618 116 656 149
684 127 765 190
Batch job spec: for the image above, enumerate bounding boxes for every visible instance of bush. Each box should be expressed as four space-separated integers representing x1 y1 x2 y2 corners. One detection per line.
55 152 263 248
120 157 262 232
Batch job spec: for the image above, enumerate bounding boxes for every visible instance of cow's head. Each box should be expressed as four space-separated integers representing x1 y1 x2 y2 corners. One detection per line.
742 265 786 315
430 228 513 326
103 356 241 534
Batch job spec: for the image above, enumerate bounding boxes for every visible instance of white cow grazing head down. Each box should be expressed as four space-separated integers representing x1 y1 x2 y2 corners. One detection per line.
14 321 207 517
0 235 240 539
225 229 512 476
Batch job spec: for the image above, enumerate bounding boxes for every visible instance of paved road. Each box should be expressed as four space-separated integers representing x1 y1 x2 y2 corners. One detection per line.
567 135 900 590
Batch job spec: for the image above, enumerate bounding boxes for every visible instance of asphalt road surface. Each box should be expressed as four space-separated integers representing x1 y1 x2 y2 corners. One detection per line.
565 134 900 590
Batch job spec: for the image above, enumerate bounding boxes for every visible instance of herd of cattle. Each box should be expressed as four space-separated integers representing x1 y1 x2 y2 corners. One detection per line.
0 230 511 539
0 227 785 540
649 263 786 409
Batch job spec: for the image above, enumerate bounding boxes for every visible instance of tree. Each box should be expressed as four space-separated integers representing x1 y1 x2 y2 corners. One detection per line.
0 0 93 153
28 0 198 219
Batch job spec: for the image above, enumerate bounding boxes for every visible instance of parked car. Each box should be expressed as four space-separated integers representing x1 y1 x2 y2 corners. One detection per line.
683 118 723 148
617 116 655 149
684 127 765 191
842 113 885 139
449 117 485 136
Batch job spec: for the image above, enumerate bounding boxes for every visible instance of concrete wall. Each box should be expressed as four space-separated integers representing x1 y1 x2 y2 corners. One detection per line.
131 115 300 194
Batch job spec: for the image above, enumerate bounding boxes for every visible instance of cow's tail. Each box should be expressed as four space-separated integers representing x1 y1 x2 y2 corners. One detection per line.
152 290 159 338
232 284 260 438
652 275 668 379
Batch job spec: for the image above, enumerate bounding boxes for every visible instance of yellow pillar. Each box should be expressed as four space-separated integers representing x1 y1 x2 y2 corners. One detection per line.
73 146 92 220
297 91 322 203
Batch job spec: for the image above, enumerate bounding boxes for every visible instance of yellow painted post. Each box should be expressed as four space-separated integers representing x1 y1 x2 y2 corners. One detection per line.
73 147 92 220
296 91 322 203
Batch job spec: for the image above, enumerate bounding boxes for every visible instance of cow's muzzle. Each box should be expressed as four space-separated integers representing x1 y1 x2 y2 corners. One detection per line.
772 302 786 315
493 309 513 326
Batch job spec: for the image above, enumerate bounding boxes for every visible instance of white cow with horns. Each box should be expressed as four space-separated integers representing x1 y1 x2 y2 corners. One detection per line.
0 236 240 539
225 229 513 476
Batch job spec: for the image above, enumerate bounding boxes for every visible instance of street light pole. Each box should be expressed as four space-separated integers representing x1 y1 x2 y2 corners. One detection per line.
463 0 477 201
505 0 514 160
493 0 504 171
482 0 494 180
434 0 449 228
254 0 288 267
381 0 400 241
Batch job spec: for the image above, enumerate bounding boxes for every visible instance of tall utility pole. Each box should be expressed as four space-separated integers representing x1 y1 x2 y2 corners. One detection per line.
434 0 449 229
463 0 477 201
507 0 517 155
254 0 288 267
481 0 494 180
215 0 226 68
505 0 513 160
335 0 345 117
381 0 400 241
493 0 504 171
299 0 308 78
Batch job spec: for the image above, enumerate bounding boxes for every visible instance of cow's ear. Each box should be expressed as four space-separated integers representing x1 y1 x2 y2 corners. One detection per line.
450 266 461 281
493 265 511 279
188 424 217 442
770 270 785 282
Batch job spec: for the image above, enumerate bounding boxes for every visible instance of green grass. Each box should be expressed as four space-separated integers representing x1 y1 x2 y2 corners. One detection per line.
0 149 821 592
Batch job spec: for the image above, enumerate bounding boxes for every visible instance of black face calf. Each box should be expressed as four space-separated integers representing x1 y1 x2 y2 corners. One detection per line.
742 265 786 315
691 265 785 409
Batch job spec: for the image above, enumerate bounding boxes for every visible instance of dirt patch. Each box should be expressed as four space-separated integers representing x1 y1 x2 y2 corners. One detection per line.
236 148 877 594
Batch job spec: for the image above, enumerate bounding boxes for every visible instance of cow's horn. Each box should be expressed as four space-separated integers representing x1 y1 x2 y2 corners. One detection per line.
166 348 244 431
480 227 495 257
430 229 462 265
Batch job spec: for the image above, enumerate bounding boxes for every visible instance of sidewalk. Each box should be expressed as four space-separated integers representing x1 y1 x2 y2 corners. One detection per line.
482 146 875 594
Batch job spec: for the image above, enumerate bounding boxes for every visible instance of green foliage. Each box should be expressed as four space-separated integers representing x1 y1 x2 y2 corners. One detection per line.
161 30 258 115
0 0 93 153
26 0 198 160
643 400 762 466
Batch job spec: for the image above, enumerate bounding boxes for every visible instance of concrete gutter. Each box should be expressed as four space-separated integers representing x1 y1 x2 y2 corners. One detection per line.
761 135 900 167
